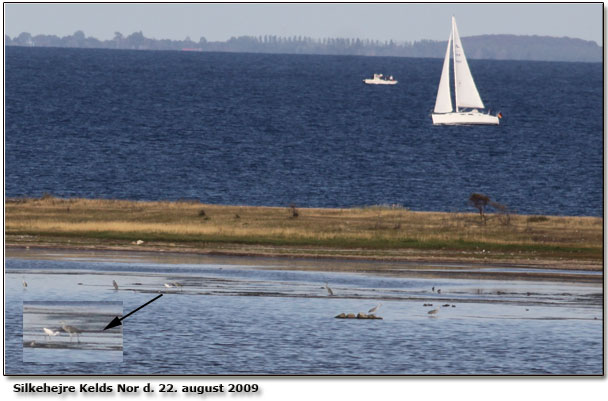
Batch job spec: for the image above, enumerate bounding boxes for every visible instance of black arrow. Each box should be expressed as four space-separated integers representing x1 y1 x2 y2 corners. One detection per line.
104 294 163 330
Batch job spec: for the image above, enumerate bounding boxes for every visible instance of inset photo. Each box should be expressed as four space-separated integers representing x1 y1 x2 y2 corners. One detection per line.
22 301 123 363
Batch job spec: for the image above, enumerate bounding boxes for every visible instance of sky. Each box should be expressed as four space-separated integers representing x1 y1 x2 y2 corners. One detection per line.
3 2 604 45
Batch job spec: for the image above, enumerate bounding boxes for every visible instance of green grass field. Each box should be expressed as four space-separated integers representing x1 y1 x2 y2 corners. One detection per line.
5 197 603 265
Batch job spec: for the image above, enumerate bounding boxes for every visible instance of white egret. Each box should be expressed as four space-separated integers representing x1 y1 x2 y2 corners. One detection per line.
325 282 334 296
112 280 119 290
43 327 60 340
22 279 28 288
60 321 83 343
164 283 174 288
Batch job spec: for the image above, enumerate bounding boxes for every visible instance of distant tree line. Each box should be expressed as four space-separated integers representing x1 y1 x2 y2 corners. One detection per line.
5 31 601 62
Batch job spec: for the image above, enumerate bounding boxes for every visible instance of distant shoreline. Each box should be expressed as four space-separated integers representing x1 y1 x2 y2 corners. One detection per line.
5 32 602 63
5 197 603 276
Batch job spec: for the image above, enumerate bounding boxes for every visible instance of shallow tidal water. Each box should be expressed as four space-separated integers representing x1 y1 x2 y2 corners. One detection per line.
5 250 603 375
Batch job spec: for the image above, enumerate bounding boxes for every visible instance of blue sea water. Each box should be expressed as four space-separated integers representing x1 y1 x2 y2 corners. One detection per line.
4 47 603 216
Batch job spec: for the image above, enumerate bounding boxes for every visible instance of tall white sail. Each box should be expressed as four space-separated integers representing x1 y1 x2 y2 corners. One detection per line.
434 31 453 113
431 17 499 125
452 17 484 110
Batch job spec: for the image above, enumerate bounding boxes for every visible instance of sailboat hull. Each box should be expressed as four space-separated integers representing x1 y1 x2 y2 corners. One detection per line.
432 111 499 125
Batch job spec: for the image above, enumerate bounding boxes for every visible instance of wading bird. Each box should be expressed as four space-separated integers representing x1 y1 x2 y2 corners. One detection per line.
60 321 83 343
368 303 382 314
112 280 119 291
43 327 60 341
22 279 28 289
325 282 334 296
164 283 174 288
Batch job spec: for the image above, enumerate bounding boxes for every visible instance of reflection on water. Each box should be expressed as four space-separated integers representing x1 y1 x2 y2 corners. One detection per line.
22 301 123 363
5 250 603 375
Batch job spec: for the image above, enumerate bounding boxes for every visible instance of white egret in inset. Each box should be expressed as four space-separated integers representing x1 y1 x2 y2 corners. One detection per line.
325 282 334 296
43 327 60 341
368 303 382 314
60 321 83 343
164 283 174 288
112 280 119 291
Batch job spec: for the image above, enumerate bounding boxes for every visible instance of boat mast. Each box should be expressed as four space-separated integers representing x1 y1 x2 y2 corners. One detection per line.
452 16 458 113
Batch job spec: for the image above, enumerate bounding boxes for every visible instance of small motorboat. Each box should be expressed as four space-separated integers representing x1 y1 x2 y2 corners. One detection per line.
363 73 397 85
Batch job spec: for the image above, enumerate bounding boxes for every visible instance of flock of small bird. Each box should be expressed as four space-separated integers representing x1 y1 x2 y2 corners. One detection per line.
28 275 451 345
324 282 457 318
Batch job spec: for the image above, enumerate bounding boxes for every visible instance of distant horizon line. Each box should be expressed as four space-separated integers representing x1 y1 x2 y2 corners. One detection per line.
5 30 602 46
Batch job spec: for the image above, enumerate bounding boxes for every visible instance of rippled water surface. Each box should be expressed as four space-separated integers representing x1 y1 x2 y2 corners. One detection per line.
5 47 602 216
5 250 603 375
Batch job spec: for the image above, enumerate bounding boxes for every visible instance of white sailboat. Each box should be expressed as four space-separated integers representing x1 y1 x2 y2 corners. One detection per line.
432 17 501 125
